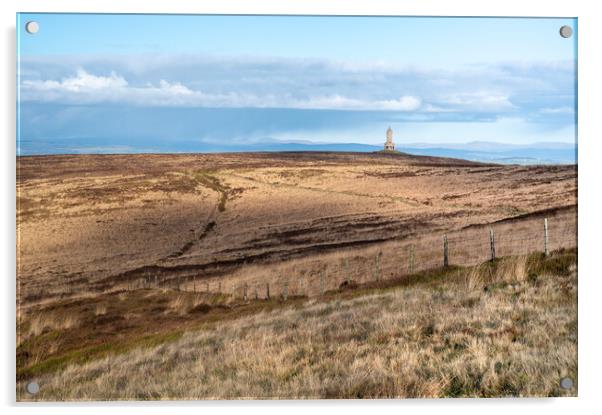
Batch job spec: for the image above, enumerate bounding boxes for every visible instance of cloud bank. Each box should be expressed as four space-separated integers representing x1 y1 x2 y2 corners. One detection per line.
22 67 424 112
19 55 574 121
17 54 576 153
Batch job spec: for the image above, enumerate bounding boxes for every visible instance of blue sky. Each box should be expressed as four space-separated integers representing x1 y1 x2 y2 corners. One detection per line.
17 14 577 154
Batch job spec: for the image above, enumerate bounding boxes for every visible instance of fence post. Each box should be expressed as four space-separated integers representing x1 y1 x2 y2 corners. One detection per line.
443 235 449 267
489 228 496 261
283 282 288 301
266 282 270 300
254 285 259 300
374 252 381 281
320 271 325 295
409 244 415 274
243 283 248 302
344 258 350 284
544 218 549 256
218 282 222 293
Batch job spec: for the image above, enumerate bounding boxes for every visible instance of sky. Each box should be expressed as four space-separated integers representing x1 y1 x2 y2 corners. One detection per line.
17 13 577 155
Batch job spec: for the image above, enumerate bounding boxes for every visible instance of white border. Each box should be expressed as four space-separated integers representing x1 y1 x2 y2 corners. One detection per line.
2 1 600 414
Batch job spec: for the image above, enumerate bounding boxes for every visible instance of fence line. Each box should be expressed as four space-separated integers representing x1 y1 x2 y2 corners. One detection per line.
122 213 576 300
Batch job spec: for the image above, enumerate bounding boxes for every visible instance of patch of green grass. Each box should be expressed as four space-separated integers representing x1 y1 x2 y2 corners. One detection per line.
17 330 184 381
526 248 576 277
443 369 485 398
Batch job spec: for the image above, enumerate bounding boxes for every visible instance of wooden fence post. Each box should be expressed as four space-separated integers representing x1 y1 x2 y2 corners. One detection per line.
320 271 325 295
409 244 415 274
544 218 549 256
243 283 248 302
266 282 270 300
254 285 259 300
283 282 288 301
344 258 350 284
443 235 449 267
489 228 496 261
374 252 381 281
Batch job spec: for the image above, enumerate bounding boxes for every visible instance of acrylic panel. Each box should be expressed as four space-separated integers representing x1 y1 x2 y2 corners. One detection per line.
16 13 578 401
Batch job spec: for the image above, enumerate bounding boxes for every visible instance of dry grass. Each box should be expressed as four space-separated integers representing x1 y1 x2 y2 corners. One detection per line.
18 250 577 401
168 293 207 315
17 153 576 307
463 255 529 291
94 304 107 316
23 313 80 340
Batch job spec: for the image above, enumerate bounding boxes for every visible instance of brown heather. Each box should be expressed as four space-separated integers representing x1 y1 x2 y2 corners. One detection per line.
16 153 577 400
18 249 577 400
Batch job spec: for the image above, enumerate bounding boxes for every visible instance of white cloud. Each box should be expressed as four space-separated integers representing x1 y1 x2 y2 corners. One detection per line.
294 95 361 110
377 96 421 111
20 68 423 111
23 68 128 91
539 106 574 114
293 95 421 111
439 91 515 111
422 104 458 113
22 69 211 106
157 80 194 95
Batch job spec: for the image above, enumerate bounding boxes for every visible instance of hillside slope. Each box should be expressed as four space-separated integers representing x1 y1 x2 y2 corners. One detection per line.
19 249 577 400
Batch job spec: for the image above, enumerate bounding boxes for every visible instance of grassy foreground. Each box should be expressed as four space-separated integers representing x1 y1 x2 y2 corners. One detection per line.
18 249 577 400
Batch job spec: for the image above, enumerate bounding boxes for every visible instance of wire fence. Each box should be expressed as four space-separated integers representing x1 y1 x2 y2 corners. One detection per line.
125 207 577 301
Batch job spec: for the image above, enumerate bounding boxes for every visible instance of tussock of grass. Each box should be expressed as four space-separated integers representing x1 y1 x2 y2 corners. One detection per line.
168 293 214 315
18 249 577 400
23 313 80 340
94 304 107 316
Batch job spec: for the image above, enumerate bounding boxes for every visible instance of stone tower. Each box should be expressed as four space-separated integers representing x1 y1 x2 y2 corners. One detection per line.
384 126 395 151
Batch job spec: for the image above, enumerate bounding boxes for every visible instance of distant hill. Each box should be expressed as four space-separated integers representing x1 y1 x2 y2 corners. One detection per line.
18 137 576 165
395 143 576 165
243 141 577 165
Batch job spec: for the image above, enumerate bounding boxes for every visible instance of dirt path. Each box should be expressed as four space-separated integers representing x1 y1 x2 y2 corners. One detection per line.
161 171 228 261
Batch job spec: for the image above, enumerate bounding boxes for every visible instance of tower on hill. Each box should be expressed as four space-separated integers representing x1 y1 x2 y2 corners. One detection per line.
384 126 395 151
